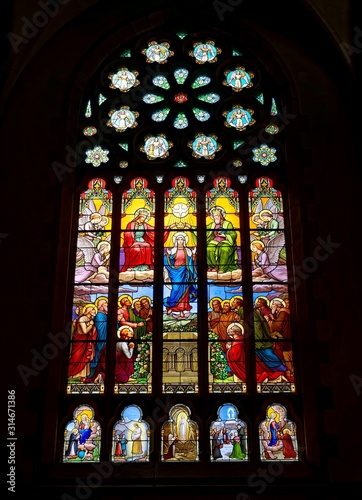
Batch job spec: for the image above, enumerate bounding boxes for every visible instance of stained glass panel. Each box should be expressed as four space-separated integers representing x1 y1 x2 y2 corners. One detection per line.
112 405 150 462
259 403 299 461
68 179 112 394
249 177 295 393
161 404 199 461
63 405 101 462
210 404 248 461
162 177 198 393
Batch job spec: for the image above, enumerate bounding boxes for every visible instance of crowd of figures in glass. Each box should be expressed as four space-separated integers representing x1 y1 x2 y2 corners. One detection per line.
67 179 112 395
249 178 295 393
259 404 298 461
63 405 101 462
116 177 154 393
207 176 295 394
161 404 199 461
210 404 248 461
68 178 153 395
162 177 198 394
112 405 150 462
206 177 245 393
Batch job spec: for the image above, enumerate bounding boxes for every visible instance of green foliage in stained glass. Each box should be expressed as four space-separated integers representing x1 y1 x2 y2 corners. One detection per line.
191 75 211 89
152 108 170 122
120 49 131 57
143 94 164 104
176 32 188 39
174 112 188 129
197 93 220 104
118 143 128 151
192 108 210 121
233 141 244 150
174 68 189 84
153 76 170 89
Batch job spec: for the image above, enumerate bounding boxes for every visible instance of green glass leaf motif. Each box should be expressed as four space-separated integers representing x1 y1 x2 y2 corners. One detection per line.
174 68 189 84
153 76 170 89
152 108 170 122
174 112 188 129
191 75 211 89
197 92 220 104
143 94 165 104
192 108 210 121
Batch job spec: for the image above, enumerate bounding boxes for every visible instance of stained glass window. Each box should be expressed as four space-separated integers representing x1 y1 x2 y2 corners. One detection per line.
161 404 199 461
63 28 303 465
63 405 101 462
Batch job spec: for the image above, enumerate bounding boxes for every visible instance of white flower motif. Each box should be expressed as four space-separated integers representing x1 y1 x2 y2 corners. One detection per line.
85 146 109 167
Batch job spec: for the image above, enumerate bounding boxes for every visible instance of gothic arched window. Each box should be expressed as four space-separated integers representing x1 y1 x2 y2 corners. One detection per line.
62 28 302 465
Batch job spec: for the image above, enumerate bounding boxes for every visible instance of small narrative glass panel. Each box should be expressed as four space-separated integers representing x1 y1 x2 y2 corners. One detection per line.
63 404 101 462
210 403 248 461
115 285 153 394
259 403 299 461
161 404 199 461
112 405 150 462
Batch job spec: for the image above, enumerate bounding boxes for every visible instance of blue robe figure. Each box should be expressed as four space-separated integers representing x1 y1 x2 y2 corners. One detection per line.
163 233 197 318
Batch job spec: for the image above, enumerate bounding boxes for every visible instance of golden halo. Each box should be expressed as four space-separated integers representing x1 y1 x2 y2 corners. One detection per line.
209 297 222 309
260 209 273 218
83 303 98 314
117 325 134 338
226 322 244 335
134 208 151 222
271 298 286 308
251 213 262 223
172 232 188 244
231 295 243 305
140 295 151 305
267 406 280 422
95 296 108 307
250 239 265 250
97 240 111 251
255 296 270 307
118 294 133 307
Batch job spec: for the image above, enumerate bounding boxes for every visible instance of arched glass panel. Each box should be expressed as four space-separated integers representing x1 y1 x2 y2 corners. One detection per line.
112 405 150 462
162 177 198 393
161 404 199 461
68 179 112 394
259 403 299 461
63 404 101 462
210 403 248 461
